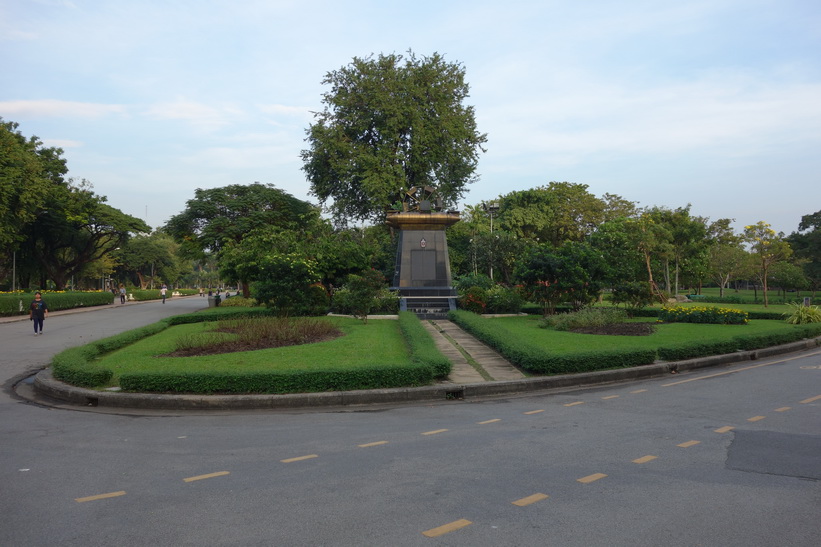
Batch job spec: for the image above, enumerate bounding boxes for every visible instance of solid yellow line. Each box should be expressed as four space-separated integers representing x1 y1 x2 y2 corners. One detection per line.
663 352 821 387
564 401 585 407
358 441 388 448
633 455 657 464
183 471 230 482
678 440 701 448
524 409 545 415
422 429 448 436
75 491 126 503
577 473 607 484
422 519 472 537
281 455 318 463
630 389 648 394
478 419 501 424
512 493 549 506
800 394 821 404
774 407 791 412
602 395 619 400
747 416 766 422
714 426 735 433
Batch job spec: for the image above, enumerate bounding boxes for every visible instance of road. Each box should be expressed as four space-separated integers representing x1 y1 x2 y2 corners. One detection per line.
1 299 820 546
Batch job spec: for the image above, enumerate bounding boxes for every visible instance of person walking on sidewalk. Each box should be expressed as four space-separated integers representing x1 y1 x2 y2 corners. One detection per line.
119 284 127 304
160 284 168 304
28 292 49 335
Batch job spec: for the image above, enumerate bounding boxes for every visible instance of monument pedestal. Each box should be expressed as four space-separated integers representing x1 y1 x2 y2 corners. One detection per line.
387 211 460 319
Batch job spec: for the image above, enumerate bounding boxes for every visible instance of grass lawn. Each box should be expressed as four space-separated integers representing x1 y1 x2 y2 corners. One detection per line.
95 317 411 385
487 316 803 354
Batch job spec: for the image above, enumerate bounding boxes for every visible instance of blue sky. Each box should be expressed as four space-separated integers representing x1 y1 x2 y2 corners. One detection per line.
2 0 819 235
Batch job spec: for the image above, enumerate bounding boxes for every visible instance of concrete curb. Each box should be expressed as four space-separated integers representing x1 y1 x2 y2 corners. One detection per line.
32 336 821 411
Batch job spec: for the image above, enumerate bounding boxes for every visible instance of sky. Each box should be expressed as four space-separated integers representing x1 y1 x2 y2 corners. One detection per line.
2 0 820 235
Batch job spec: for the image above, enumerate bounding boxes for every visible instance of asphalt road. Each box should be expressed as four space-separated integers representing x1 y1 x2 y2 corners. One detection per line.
1 300 820 546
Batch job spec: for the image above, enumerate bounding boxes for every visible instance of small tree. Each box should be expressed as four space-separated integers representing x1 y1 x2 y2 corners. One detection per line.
743 221 792 307
340 269 387 323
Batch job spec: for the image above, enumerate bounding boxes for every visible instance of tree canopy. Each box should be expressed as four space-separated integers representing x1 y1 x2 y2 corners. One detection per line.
301 51 487 224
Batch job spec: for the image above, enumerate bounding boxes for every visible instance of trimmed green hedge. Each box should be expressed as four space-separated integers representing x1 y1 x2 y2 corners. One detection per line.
51 320 169 387
450 310 821 371
398 311 452 378
51 310 450 394
0 291 115 316
449 310 656 374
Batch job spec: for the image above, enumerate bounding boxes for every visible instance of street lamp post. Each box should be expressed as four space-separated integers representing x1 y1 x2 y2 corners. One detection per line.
483 201 500 281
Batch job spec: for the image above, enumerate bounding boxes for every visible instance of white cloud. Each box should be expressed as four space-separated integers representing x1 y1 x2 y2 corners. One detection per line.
143 99 244 131
42 138 83 149
0 99 127 118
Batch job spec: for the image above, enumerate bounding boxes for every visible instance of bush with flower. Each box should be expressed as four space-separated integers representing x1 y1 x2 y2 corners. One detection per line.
659 305 748 325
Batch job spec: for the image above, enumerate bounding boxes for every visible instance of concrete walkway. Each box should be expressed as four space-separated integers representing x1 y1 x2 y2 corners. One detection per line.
423 319 526 383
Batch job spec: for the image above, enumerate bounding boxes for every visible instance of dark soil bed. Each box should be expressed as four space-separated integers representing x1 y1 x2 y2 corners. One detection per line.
571 323 656 336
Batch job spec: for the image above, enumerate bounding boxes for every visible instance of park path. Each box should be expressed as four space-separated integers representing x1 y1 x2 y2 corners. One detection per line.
423 319 526 383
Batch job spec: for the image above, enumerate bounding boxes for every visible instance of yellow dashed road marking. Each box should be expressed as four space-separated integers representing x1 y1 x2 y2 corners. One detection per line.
800 394 821 404
577 473 607 483
630 389 648 394
422 429 448 436
678 440 701 448
774 407 791 412
183 471 230 482
633 455 657 464
564 401 585 407
512 493 549 506
281 455 318 463
478 419 501 424
358 441 388 448
75 491 126 503
747 416 766 422
714 426 734 433
524 409 545 415
422 519 472 537
602 395 619 400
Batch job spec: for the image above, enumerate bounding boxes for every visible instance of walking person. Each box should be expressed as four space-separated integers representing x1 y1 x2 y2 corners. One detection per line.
29 291 49 335
119 284 127 304
160 284 168 304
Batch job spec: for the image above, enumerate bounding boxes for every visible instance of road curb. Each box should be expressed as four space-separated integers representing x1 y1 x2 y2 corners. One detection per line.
31 337 820 411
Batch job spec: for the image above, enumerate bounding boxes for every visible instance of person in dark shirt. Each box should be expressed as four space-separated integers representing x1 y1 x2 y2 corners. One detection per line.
29 292 49 335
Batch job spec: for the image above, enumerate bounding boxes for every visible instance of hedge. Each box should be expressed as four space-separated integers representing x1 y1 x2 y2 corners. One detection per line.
51 310 450 394
398 311 452 378
449 310 821 371
448 310 656 374
0 291 115 316
51 320 169 387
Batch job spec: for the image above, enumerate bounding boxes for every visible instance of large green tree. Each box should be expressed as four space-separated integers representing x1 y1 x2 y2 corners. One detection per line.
19 179 149 289
0 118 67 257
164 183 320 297
787 210 821 295
498 182 627 247
301 51 487 224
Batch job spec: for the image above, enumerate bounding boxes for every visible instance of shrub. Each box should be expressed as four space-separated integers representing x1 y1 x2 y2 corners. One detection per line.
540 307 628 331
458 286 487 313
783 303 821 324
218 296 257 307
453 273 494 291
611 282 655 314
332 287 398 315
659 306 748 325
485 285 524 314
